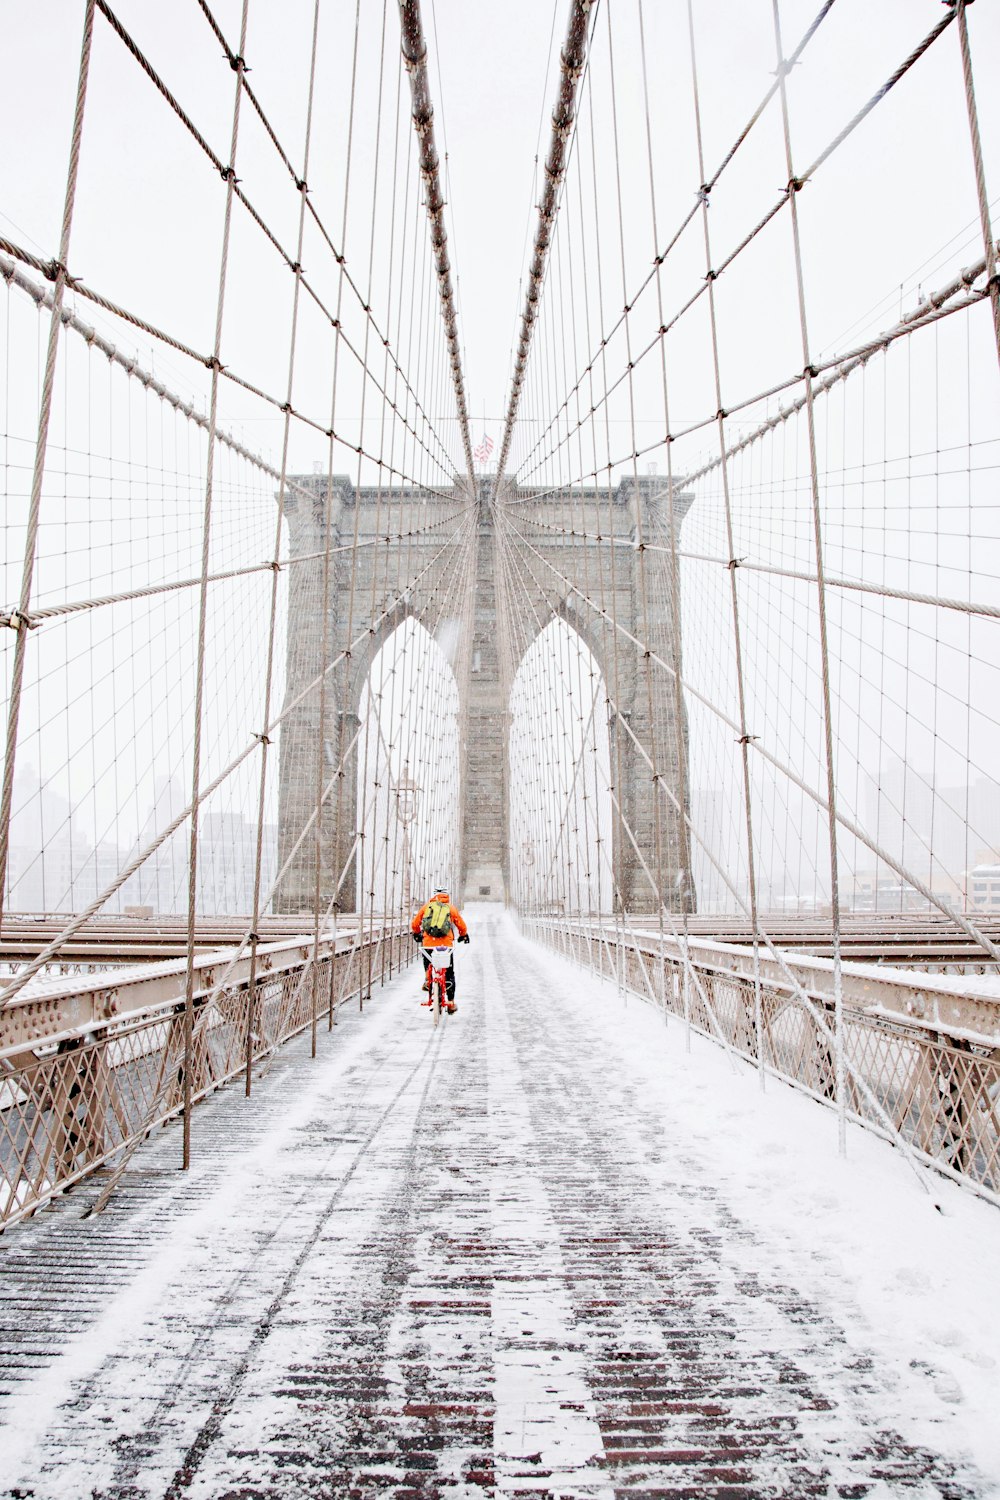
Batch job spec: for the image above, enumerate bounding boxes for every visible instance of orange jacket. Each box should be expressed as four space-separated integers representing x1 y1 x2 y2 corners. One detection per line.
411 893 468 948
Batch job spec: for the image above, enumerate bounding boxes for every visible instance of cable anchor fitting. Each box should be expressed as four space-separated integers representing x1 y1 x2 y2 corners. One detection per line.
3 609 35 632
736 733 759 745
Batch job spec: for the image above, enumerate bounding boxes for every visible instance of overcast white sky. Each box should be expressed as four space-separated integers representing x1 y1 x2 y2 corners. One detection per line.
2 1 1000 916
1 1 997 464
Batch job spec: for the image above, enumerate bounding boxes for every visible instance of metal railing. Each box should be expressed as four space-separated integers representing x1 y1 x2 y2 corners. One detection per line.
0 920 413 1229
525 917 1000 1206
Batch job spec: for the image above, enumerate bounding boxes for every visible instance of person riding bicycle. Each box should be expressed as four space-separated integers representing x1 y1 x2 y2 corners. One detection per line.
411 886 469 1013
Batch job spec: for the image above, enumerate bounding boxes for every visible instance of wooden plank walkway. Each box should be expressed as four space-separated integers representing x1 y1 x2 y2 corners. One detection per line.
0 910 994 1498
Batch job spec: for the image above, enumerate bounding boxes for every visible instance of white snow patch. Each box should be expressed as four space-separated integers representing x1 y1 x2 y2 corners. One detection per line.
0 977 421 1494
517 914 1000 1489
484 932 611 1497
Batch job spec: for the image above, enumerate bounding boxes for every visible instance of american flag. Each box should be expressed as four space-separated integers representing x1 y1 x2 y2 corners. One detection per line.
473 431 494 466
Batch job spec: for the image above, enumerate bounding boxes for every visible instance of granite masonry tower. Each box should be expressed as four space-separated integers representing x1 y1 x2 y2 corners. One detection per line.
273 474 691 915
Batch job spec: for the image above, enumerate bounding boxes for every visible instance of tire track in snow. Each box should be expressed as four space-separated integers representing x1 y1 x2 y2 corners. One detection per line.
0 974 438 1497
492 922 985 1498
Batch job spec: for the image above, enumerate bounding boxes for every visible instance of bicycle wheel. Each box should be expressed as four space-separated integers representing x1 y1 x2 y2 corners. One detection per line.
432 980 442 1027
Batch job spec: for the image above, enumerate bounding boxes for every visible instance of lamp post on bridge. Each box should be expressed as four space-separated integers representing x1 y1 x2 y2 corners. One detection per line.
396 764 421 923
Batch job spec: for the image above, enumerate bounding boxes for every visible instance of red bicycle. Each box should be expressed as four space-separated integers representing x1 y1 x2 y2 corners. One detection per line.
421 946 454 1027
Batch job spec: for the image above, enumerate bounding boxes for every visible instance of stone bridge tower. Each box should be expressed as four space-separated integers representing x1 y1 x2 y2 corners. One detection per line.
273 474 692 916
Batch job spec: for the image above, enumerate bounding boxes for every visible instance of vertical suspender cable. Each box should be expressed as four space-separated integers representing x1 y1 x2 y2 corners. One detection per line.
769 0 846 1153
685 0 767 1082
246 0 326 1096
357 0 392 1013
606 2 668 986
638 0 699 1037
0 0 96 923
181 0 250 1170
952 0 1000 372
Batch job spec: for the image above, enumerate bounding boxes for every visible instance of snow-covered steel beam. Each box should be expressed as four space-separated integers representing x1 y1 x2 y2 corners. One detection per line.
0 924 399 1062
538 918 1000 1045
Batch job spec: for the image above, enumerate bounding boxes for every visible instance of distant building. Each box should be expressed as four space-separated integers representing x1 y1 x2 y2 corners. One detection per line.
962 857 1000 913
847 868 962 913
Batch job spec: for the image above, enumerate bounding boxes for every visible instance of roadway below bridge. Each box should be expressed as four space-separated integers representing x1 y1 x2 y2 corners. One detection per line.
0 908 997 1498
5 910 1000 969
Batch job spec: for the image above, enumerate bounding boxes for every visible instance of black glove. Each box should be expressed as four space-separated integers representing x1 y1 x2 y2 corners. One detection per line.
411 931 422 945
458 933 470 945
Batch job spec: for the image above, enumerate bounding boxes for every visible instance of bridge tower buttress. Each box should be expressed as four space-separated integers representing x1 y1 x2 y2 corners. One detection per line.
273 473 693 919
273 476 360 916
459 485 507 904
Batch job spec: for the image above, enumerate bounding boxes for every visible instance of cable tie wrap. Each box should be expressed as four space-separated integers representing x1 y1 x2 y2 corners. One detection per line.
3 609 35 632
46 258 79 288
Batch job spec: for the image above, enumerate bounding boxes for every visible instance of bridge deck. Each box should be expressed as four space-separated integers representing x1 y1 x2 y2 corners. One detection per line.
0 911 997 1498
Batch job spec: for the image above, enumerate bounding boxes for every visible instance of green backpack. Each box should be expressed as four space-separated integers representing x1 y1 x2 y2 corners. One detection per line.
421 899 453 938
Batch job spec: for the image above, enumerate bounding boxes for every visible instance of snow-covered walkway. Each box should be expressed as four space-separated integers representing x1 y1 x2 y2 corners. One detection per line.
1 906 998 1499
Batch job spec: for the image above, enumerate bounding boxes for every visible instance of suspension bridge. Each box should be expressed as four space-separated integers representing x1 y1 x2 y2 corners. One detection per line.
1 0 1000 1493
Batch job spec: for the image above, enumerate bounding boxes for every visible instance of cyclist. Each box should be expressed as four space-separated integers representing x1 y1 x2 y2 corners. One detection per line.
411 885 469 1013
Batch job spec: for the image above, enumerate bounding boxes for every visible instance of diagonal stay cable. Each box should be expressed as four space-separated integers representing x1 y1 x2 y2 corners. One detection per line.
193 0 456 478
0 231 458 499
500 263 993 510
0 513 474 1010
512 0 841 481
96 0 456 480
495 505 1000 968
515 6 960 489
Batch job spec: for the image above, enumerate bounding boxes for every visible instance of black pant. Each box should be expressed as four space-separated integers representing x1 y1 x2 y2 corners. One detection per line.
422 952 456 1000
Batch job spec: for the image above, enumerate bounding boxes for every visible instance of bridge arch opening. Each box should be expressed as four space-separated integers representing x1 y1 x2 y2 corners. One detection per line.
356 617 461 916
508 618 613 916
